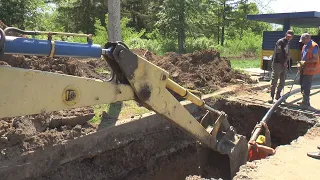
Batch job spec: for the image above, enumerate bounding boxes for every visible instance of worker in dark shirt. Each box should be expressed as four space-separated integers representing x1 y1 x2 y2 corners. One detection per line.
268 30 294 103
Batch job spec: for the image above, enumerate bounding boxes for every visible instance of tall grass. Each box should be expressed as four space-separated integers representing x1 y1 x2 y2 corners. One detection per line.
217 31 262 58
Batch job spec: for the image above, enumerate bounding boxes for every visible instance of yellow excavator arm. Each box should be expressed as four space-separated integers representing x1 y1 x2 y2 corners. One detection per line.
0 28 247 176
0 43 223 149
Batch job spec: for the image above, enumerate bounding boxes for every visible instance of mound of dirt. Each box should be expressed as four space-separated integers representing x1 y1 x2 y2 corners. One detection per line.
0 53 112 160
132 49 255 93
0 108 96 161
0 55 109 80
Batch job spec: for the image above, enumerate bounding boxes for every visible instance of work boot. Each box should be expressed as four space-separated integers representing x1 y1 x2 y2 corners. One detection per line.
275 91 281 100
297 100 307 105
268 97 274 104
307 151 320 159
300 104 318 111
268 91 275 104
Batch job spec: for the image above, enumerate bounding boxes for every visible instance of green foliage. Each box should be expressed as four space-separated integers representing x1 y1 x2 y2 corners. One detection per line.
0 0 272 58
0 0 46 29
217 31 262 57
185 36 216 53
67 14 147 48
291 27 318 36
230 59 260 69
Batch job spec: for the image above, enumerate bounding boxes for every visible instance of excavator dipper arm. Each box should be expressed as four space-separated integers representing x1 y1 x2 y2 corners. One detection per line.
0 28 248 176
106 42 219 148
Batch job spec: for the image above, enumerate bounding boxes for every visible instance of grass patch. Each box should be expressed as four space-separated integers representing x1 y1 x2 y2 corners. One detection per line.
89 100 150 124
230 58 260 69
95 67 110 74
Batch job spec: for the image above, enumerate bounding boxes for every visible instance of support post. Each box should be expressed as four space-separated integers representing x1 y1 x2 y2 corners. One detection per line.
283 19 291 32
108 0 121 42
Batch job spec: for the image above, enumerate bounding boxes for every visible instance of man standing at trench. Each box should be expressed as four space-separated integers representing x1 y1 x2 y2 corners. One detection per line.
268 30 294 104
297 33 320 111
296 32 320 159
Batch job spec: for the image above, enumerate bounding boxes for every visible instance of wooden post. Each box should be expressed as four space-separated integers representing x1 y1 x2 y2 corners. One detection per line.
108 0 122 42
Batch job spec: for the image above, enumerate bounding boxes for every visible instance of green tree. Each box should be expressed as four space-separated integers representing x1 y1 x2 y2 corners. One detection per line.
156 0 203 53
0 0 45 29
228 1 271 39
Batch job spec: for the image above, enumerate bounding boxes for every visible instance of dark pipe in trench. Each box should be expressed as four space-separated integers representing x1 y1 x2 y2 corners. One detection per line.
249 84 320 149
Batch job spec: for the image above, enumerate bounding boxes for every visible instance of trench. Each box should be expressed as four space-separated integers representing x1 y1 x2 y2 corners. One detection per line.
26 98 317 180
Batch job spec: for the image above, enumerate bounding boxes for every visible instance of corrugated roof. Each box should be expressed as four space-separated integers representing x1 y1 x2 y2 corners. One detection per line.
247 11 320 27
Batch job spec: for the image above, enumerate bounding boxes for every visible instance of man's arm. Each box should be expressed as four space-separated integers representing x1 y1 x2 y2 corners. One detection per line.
257 144 276 155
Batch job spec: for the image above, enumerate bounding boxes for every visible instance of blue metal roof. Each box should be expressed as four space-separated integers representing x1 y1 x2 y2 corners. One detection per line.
247 11 320 27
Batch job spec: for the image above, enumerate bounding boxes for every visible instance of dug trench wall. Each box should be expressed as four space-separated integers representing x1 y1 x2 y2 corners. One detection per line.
1 88 317 180
0 96 215 180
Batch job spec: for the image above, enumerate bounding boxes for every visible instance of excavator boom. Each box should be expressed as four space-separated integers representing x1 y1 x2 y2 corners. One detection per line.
0 27 248 177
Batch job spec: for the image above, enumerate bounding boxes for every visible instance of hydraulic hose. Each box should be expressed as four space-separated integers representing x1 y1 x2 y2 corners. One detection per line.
0 28 5 54
4 27 92 39
4 27 38 36
249 84 320 145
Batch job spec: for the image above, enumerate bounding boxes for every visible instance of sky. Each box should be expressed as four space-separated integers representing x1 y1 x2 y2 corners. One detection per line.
252 0 320 13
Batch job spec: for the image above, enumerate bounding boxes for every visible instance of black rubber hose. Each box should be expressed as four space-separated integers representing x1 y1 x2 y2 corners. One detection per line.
250 84 320 143
0 28 5 53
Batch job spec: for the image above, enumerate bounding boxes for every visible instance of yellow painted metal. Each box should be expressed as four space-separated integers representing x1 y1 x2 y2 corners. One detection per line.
50 41 55 58
39 31 91 38
127 54 216 148
0 66 135 118
166 79 204 107
261 49 301 69
289 49 300 64
261 50 274 58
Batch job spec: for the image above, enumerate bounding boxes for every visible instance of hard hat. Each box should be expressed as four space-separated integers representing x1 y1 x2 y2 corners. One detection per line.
256 135 266 144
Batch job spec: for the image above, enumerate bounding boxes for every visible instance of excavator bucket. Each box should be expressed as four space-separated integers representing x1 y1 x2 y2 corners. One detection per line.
196 110 248 179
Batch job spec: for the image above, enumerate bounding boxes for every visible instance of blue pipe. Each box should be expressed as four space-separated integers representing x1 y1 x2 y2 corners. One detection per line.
3 36 102 58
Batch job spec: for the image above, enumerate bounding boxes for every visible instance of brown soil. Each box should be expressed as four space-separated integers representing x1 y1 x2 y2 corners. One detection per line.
22 109 231 180
206 99 316 148
15 97 315 180
0 108 98 162
132 49 255 93
0 53 112 161
0 55 109 80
